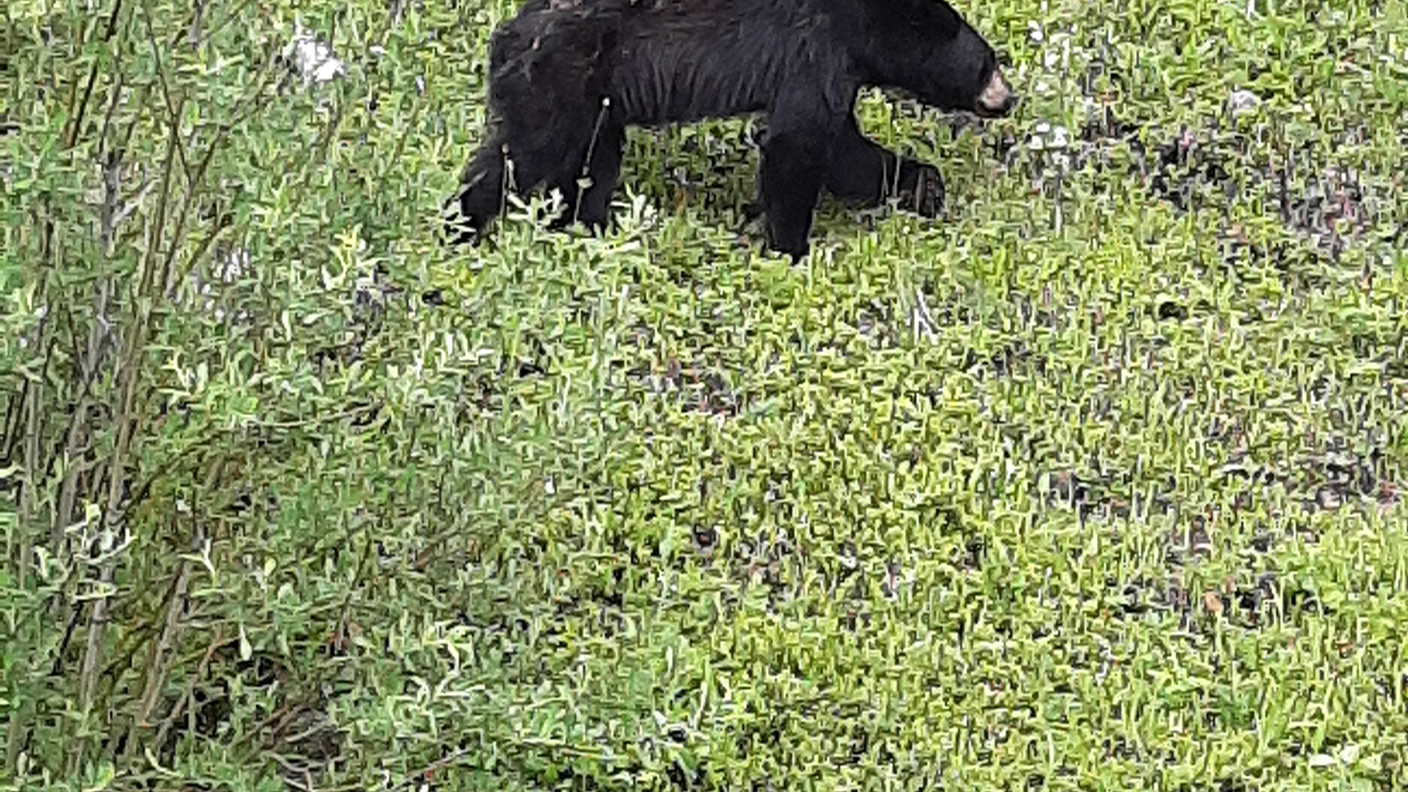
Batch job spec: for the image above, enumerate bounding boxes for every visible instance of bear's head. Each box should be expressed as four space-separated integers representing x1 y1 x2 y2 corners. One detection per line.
864 0 1016 119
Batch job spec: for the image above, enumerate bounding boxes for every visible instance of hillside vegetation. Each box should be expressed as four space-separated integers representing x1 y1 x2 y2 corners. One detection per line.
3 0 1408 789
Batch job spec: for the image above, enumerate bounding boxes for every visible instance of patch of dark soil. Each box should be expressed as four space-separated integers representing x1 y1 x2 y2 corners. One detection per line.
226 486 282 520
1036 463 1169 523
960 339 1050 380
1013 100 1396 266
1107 509 1336 629
1080 104 1142 144
1215 435 1403 518
855 299 901 349
1109 575 1166 619
625 352 750 418
1296 440 1402 515
1274 160 1387 260
1141 126 1239 212
730 526 800 613
146 647 344 790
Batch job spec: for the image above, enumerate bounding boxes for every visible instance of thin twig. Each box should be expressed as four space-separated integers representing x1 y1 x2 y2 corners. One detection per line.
149 633 232 754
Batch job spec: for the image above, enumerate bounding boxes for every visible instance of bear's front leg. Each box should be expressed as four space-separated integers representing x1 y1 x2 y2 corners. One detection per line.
759 107 843 262
825 114 944 218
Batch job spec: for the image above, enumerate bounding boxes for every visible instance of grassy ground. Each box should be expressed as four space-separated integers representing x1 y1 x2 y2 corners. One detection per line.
4 0 1408 789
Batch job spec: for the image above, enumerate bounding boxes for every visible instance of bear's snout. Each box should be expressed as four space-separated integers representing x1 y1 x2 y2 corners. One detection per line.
975 70 1016 117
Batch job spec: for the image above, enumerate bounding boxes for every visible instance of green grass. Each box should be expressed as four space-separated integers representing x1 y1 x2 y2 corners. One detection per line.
3 0 1408 789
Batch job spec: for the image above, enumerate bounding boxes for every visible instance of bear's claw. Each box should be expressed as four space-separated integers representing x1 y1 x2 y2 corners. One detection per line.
900 164 945 218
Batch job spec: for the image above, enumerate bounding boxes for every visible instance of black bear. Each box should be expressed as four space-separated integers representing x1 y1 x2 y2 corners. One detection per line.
445 0 1016 261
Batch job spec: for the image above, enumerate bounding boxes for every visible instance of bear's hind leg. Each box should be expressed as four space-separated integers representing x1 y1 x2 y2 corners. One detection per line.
825 114 944 218
445 139 510 245
573 122 625 232
544 120 624 233
445 129 585 244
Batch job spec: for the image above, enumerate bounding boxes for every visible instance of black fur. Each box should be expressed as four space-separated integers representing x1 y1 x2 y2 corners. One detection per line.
446 0 1015 261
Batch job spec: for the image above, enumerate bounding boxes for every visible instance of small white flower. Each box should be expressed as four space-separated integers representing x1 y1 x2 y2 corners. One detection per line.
1228 88 1261 117
286 22 345 86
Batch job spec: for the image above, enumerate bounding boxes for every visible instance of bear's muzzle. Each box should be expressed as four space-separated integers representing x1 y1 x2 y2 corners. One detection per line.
975 70 1016 117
